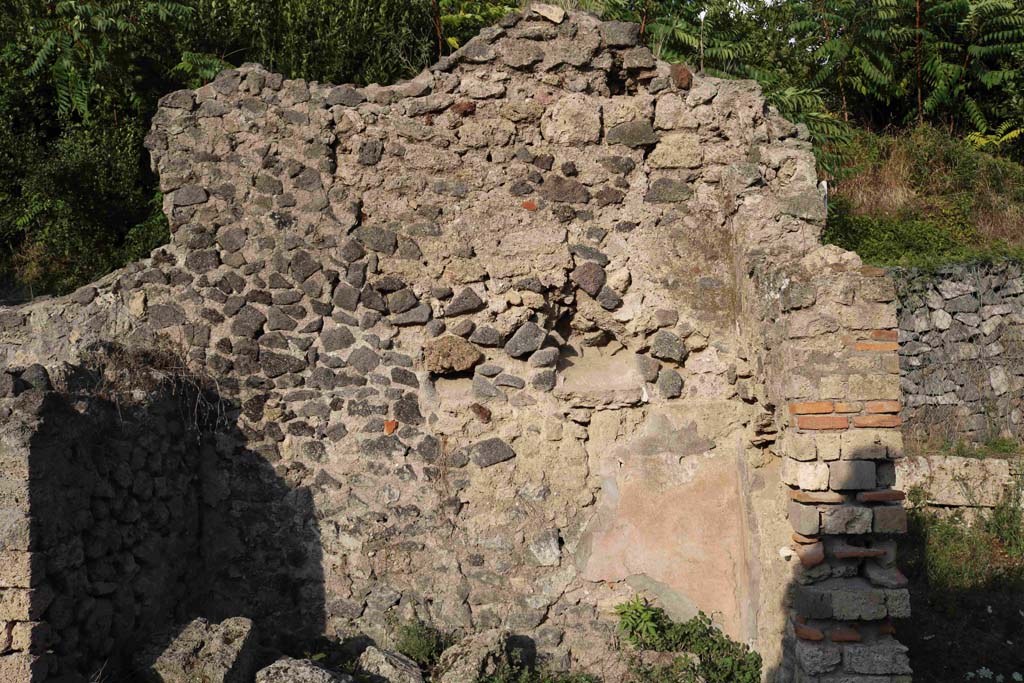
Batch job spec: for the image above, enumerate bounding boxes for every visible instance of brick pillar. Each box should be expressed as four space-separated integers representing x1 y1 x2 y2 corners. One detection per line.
776 267 913 681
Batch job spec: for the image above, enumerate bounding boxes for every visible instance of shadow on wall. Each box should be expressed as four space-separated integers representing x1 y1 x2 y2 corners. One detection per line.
758 442 915 683
16 351 324 682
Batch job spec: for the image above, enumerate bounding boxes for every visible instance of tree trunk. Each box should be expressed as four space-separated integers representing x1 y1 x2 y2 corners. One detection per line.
916 0 924 125
432 0 443 60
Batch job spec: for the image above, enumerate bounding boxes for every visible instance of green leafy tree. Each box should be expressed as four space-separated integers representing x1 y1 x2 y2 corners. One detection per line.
791 0 910 122
21 0 193 119
919 0 1024 134
440 1 520 50
189 0 437 85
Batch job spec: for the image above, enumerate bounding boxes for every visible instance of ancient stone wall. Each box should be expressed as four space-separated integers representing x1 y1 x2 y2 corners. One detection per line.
0 374 203 681
895 261 1024 448
0 7 914 681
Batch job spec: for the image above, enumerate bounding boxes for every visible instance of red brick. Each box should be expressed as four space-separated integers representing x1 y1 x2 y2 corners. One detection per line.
866 400 901 414
879 619 897 635
854 341 899 352
794 622 825 641
834 401 862 413
792 531 819 544
853 414 902 428
797 415 849 431
832 546 886 560
384 420 398 435
522 200 538 211
451 100 476 116
857 490 906 503
870 329 899 341
830 626 862 643
670 63 693 90
789 401 835 415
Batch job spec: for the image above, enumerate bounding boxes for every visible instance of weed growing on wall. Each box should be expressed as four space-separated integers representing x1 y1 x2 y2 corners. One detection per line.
615 597 762 683
940 437 1024 460
395 620 454 671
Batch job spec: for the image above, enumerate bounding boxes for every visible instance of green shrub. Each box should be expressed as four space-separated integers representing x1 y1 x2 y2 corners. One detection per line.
614 597 761 683
987 479 1024 559
903 502 1024 616
0 119 167 294
394 620 453 670
939 437 1023 459
0 0 449 297
826 126 1024 268
440 1 520 50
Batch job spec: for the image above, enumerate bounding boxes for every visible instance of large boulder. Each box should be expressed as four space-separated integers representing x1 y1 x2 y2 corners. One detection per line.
136 617 258 683
434 630 511 683
357 646 424 683
256 656 354 683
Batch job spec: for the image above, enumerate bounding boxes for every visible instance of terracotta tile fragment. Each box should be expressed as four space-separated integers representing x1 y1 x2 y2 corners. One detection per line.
831 544 886 559
792 532 819 545
856 489 906 503
795 541 825 568
830 626 862 642
670 63 693 89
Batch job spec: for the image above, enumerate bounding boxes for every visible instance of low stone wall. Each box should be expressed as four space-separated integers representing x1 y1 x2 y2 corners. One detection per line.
0 378 203 681
895 261 1024 447
896 454 1020 510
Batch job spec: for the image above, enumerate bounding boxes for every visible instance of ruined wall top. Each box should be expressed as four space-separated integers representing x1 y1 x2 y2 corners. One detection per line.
0 5 829 370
